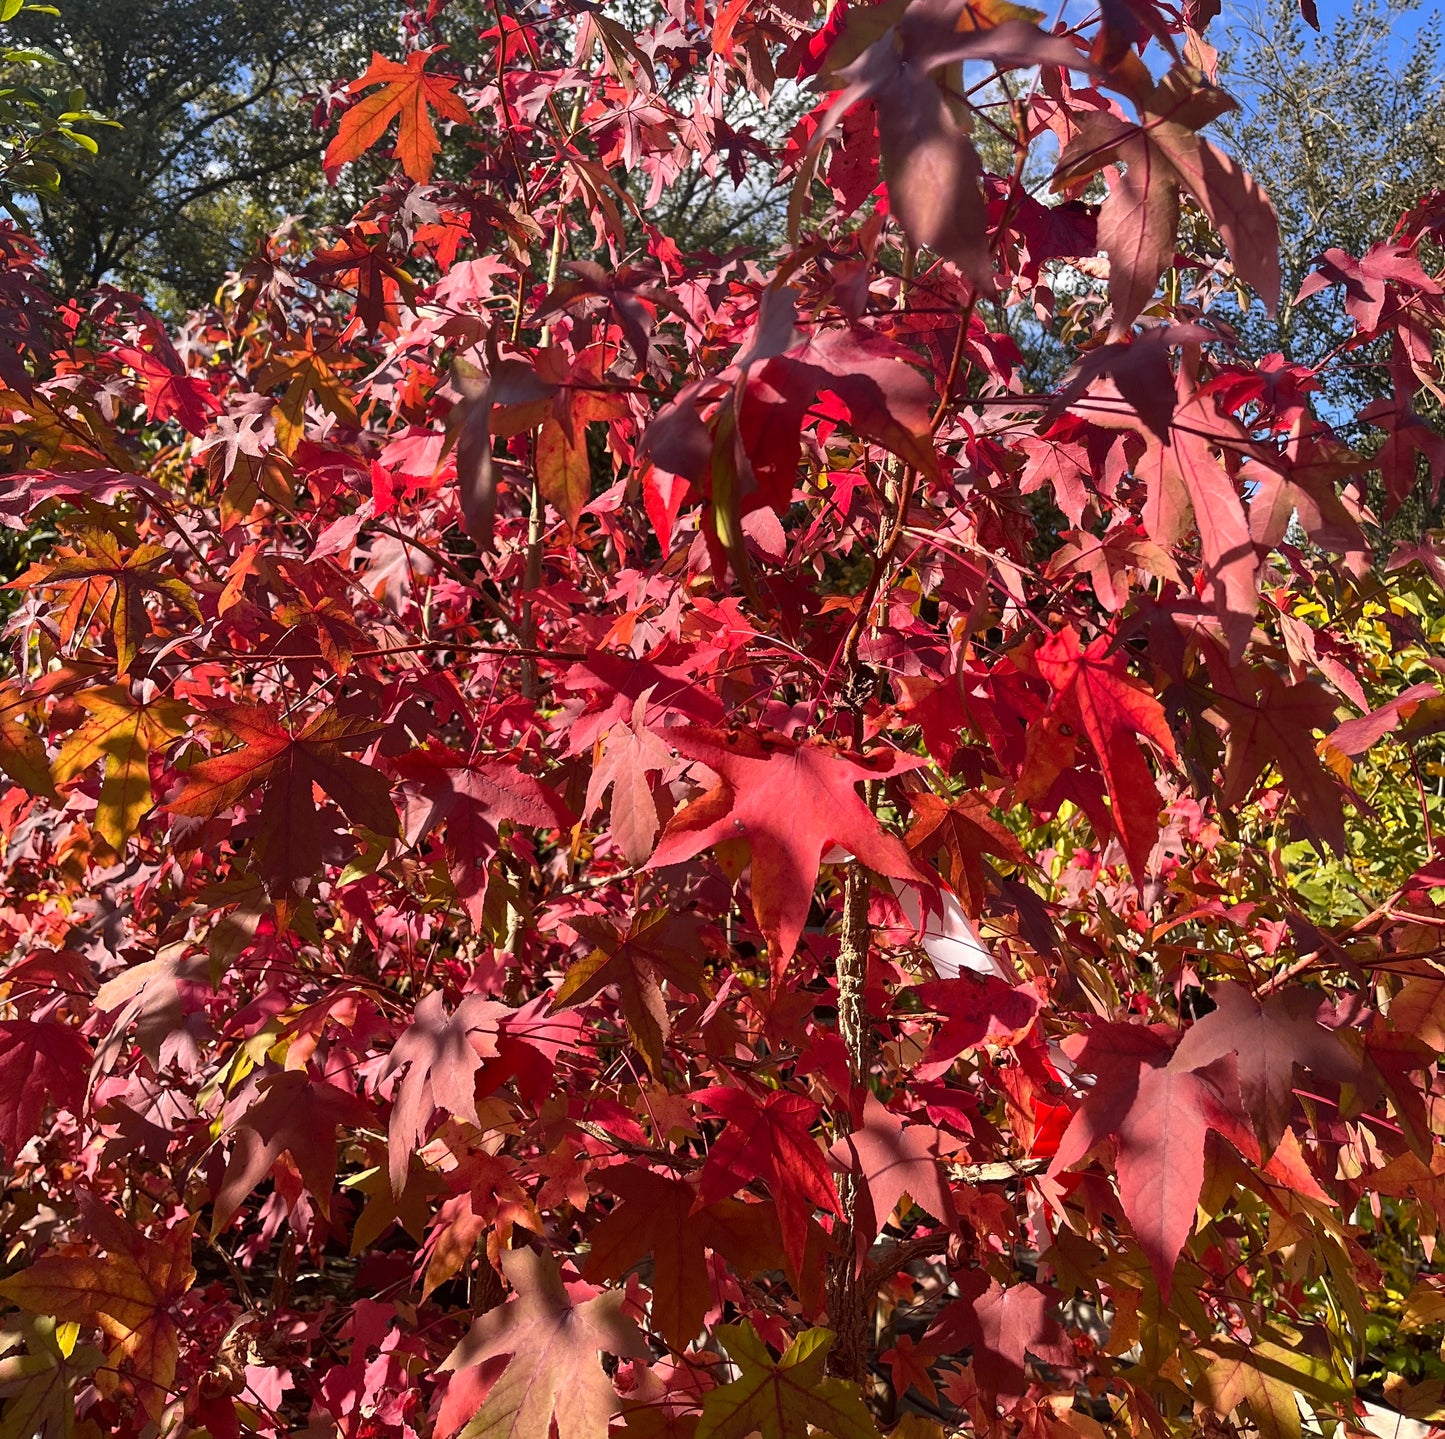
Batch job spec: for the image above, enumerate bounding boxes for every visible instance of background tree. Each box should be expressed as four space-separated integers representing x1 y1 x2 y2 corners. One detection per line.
7 0 389 309
1219 0 1445 397
0 0 108 209
1217 0 1445 540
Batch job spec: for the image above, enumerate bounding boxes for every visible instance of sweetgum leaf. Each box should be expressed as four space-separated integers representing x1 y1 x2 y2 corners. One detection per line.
0 1200 194 1424
649 725 924 973
0 1021 90 1163
442 1247 646 1439
324 49 471 184
696 1323 878 1439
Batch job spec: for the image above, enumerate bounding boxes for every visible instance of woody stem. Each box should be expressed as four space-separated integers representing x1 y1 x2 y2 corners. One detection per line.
826 764 878 1385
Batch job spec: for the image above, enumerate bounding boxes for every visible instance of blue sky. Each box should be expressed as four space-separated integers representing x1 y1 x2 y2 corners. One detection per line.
1216 0 1437 56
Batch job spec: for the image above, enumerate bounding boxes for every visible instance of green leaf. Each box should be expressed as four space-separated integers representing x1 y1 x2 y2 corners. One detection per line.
697 1324 881 1439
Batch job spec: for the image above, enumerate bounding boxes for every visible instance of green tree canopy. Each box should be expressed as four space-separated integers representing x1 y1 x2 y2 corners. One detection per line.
8 0 389 308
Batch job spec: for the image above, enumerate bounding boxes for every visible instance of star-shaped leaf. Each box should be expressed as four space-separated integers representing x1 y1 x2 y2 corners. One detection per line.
52 686 191 850
1172 981 1355 1155
696 1087 840 1280
167 703 399 902
1035 625 1177 880
585 691 675 867
0 1197 194 1423
441 1247 645 1439
395 746 574 927
582 1167 783 1350
378 990 506 1196
922 1271 1074 1411
828 1090 957 1267
553 909 708 1078
212 1069 374 1232
325 49 471 184
695 1323 878 1439
0 1313 102 1439
649 726 924 973
0 1021 91 1163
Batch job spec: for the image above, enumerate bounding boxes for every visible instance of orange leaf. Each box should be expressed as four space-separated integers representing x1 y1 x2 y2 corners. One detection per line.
0 1198 195 1423
324 49 471 185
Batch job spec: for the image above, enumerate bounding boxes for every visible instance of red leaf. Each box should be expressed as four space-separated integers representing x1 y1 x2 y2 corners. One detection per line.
649 726 925 972
1172 981 1355 1154
583 1167 783 1350
1048 1024 1241 1296
168 703 399 903
923 1271 1074 1409
1035 625 1176 878
395 746 574 927
0 1021 90 1162
828 1090 957 1266
696 1087 841 1280
212 1070 373 1232
440 1247 646 1439
379 990 507 1196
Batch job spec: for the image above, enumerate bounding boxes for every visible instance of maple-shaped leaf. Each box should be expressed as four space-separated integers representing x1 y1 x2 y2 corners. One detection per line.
922 1271 1074 1411
1056 77 1280 333
695 1323 878 1439
1360 393 1445 515
324 48 471 185
1295 243 1441 337
1171 981 1355 1155
1047 521 1184 613
0 1021 90 1163
880 1333 939 1408
1035 626 1176 879
0 1312 102 1439
696 1087 841 1279
167 703 399 901
1195 1326 1349 1439
807 17 1088 286
29 528 200 677
585 691 675 867
554 909 708 1078
0 1196 194 1423
1213 670 1347 853
378 990 508 1197
113 343 219 436
1047 1023 1241 1296
0 684 57 800
828 1090 957 1266
1136 392 1262 663
300 223 418 333
1047 322 1217 444
52 686 191 850
253 330 361 455
536 371 629 530
441 1247 645 1439
905 792 1028 917
557 650 726 755
395 746 574 927
582 1167 783 1350
649 726 924 972
212 1069 374 1232
912 973 1041 1078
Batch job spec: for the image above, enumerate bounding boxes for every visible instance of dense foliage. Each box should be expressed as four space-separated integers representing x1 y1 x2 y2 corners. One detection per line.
1 0 1445 1437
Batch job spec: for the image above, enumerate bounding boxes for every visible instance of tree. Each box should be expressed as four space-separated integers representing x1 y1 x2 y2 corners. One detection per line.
1218 0 1445 401
0 0 109 207
2 2 1445 1439
7 0 387 307
1217 0 1445 542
